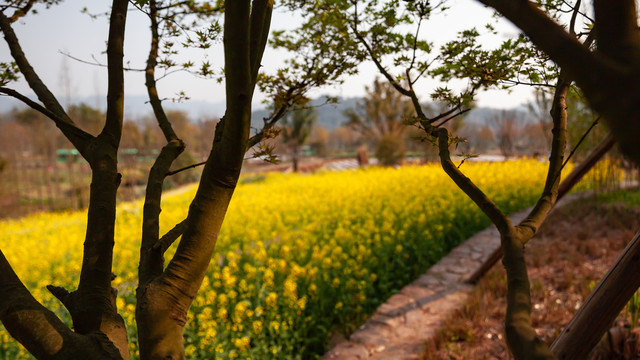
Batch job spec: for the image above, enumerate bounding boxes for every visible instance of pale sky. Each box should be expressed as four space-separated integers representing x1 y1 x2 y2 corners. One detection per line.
0 0 535 115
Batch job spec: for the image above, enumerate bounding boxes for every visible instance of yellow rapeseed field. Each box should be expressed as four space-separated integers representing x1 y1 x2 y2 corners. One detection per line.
0 160 573 359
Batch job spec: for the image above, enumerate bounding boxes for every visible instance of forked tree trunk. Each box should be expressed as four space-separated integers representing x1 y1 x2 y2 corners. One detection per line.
467 133 616 284
0 0 130 357
135 1 273 358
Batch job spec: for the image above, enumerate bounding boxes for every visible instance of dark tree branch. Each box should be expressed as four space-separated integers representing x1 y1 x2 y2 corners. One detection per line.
100 0 127 145
136 1 270 358
349 3 442 123
518 70 570 241
60 51 145 73
476 0 607 96
0 12 70 123
561 0 594 23
500 79 557 88
556 132 615 199
73 3 129 358
247 103 290 148
144 0 179 142
0 251 121 359
550 115 601 187
138 0 185 288
249 0 273 86
0 14 93 158
433 126 512 232
594 0 640 65
433 108 470 128
407 15 423 74
569 0 581 35
152 219 187 253
139 140 184 285
7 0 35 22
0 87 95 147
166 160 206 176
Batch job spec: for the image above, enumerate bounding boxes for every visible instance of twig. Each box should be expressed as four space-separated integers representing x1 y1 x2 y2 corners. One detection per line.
434 108 471 128
59 50 145 72
152 219 187 253
165 161 206 176
552 115 601 185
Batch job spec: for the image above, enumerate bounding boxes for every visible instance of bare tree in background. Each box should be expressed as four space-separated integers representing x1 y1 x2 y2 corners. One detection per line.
345 78 415 166
489 110 521 158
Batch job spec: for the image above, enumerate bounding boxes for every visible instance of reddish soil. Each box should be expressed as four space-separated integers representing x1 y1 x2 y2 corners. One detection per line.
423 197 640 359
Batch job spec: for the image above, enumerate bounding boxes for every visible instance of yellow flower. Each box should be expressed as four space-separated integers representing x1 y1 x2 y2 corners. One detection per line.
0 160 590 358
283 278 297 299
265 292 278 308
252 320 263 334
270 321 280 331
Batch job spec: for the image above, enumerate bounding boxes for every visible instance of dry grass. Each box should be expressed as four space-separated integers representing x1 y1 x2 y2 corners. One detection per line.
423 196 640 359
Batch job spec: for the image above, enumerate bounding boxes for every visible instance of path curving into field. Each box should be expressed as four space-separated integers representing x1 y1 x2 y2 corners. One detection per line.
322 193 585 360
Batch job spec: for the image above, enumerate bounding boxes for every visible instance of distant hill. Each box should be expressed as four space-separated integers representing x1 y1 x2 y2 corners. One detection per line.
250 96 360 131
0 94 227 121
0 93 534 130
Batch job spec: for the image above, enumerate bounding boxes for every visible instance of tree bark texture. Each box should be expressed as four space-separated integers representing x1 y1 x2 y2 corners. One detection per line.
477 0 640 165
0 1 130 358
474 1 640 358
429 68 570 359
135 1 273 359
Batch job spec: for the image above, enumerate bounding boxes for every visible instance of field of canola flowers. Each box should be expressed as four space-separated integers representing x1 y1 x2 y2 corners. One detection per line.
0 160 564 359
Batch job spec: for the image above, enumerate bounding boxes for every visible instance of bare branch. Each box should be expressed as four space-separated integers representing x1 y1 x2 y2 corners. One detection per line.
144 0 179 142
433 126 511 232
166 160 206 177
518 70 571 240
500 79 557 88
407 15 423 74
249 0 273 85
433 108 471 128
0 13 94 158
569 0 582 35
247 103 290 148
0 87 95 149
0 12 69 121
557 132 615 199
60 50 145 72
100 0 127 143
152 219 187 253
551 116 601 186
1 250 119 359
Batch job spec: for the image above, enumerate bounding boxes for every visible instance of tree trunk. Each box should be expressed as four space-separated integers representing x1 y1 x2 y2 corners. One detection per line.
135 1 273 358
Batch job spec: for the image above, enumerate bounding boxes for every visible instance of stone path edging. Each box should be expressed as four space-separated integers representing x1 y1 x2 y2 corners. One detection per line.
322 193 584 360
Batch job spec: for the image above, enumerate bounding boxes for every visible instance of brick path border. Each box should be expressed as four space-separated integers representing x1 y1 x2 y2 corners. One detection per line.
322 193 584 359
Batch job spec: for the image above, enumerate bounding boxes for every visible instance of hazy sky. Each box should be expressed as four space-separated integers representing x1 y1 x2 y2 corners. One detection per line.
0 0 536 115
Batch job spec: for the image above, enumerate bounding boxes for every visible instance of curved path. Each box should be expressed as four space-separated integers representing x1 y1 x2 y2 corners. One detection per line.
322 194 583 359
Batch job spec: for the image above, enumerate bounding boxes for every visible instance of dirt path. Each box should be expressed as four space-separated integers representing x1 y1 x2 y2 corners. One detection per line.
423 195 640 359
